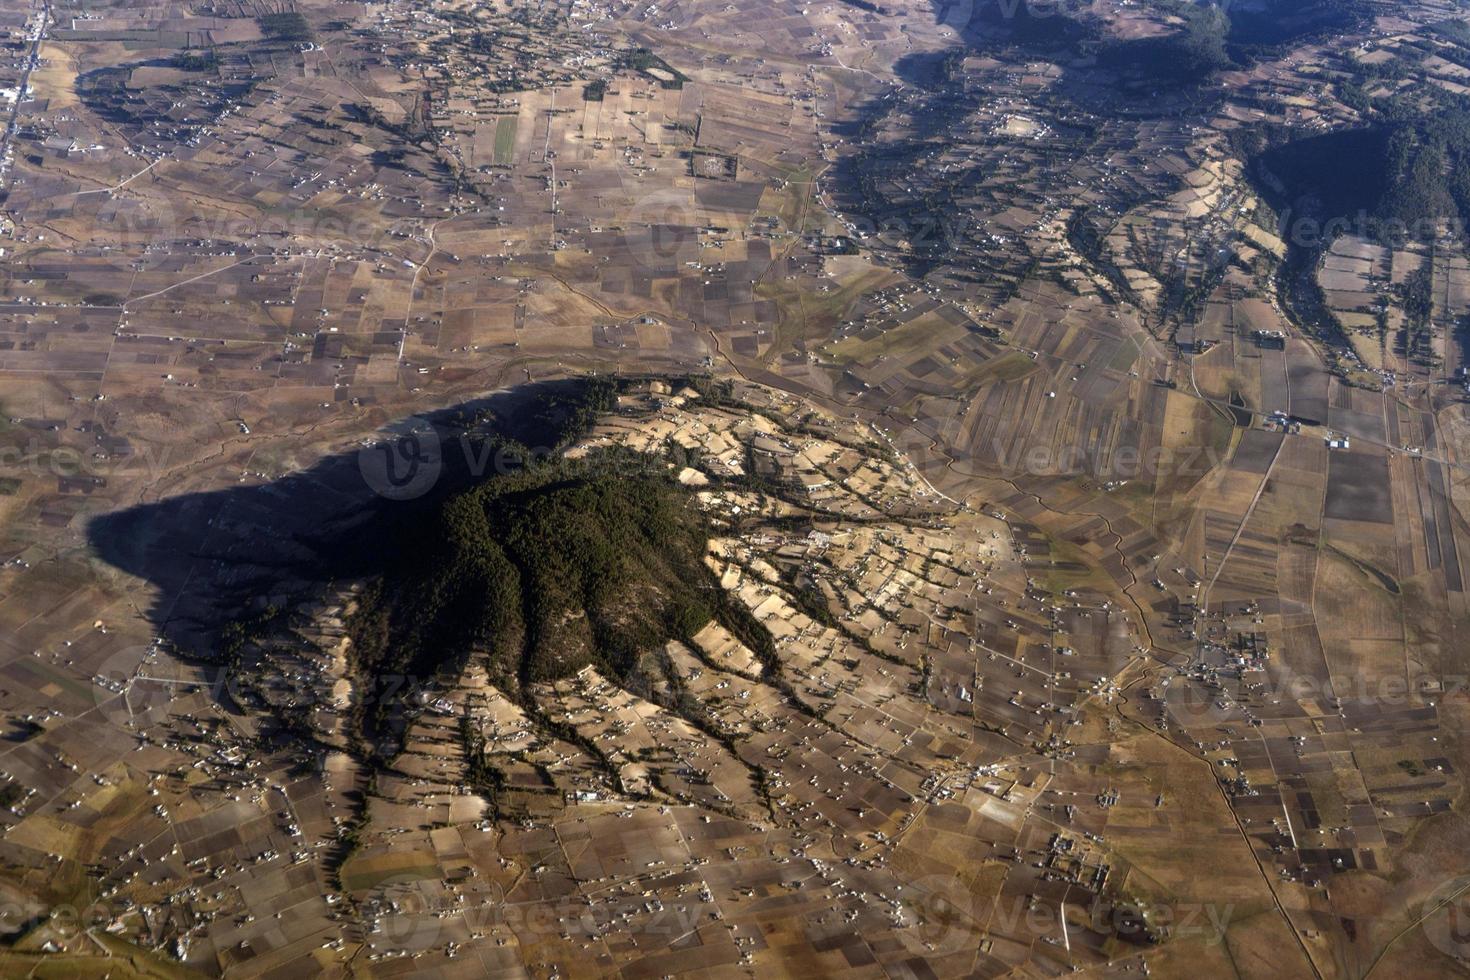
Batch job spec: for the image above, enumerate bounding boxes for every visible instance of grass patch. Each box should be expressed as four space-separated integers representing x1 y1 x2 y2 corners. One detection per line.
493 117 518 166
340 853 441 893
975 350 1040 383
824 307 965 364
1325 543 1401 594
1031 536 1111 595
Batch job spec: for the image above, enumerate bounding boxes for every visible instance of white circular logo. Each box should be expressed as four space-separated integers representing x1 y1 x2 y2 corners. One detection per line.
903 874 982 956
357 416 442 500
92 187 178 278
93 644 172 729
365 873 449 953
625 188 699 277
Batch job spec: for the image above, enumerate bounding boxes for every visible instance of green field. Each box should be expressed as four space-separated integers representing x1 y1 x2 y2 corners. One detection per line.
493 117 518 166
341 853 441 892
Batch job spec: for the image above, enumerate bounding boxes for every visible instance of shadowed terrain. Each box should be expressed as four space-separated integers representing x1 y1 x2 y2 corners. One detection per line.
84 381 615 667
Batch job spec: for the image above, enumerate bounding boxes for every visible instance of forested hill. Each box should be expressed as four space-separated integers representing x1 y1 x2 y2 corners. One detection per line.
346 451 774 738
1241 108 1470 242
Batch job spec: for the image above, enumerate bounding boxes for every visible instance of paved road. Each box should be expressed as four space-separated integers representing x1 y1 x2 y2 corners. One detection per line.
0 1 49 193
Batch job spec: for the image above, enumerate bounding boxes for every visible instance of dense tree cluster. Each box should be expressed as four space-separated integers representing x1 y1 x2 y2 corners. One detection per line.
988 0 1371 85
1223 0 1366 59
1241 106 1470 245
1379 110 1470 235
1096 3 1232 86
347 447 775 740
258 12 312 41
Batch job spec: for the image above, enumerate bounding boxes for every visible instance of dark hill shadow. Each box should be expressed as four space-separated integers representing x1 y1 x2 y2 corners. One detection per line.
86 381 596 660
